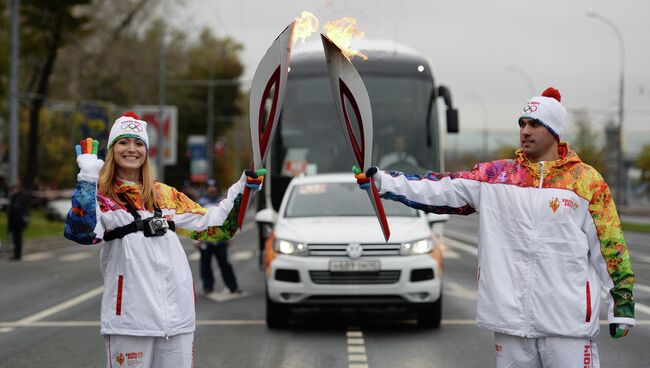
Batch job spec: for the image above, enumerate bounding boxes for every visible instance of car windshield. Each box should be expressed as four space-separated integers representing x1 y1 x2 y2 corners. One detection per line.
284 182 418 218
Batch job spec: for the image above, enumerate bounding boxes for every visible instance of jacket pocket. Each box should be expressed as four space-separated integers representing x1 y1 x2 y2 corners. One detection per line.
585 281 591 323
116 275 124 316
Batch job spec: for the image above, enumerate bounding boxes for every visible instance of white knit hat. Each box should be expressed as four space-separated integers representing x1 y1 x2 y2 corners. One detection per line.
518 87 567 140
108 112 149 149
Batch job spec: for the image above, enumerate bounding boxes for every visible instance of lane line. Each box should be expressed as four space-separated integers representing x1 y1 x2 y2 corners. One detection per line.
347 327 369 368
22 252 55 262
445 237 478 256
14 286 103 325
445 235 650 315
231 250 254 261
1 319 649 328
1 286 103 334
204 290 250 303
59 252 94 262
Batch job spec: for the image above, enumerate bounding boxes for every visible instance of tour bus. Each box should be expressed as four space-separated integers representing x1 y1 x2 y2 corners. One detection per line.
256 39 459 248
253 39 459 327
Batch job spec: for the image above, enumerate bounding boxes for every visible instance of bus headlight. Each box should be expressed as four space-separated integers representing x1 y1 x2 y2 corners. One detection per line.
400 238 433 255
275 239 309 256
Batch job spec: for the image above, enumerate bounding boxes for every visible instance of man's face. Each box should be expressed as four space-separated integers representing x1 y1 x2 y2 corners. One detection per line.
207 185 218 197
519 118 557 161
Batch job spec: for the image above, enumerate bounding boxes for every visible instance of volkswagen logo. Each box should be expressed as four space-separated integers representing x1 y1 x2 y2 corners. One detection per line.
346 243 363 259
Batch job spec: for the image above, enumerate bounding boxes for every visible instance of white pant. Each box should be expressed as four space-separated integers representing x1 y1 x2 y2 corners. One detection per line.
105 333 194 368
494 332 599 368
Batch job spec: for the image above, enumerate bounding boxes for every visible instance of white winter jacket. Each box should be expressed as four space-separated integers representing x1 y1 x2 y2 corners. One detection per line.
64 175 246 337
375 144 635 338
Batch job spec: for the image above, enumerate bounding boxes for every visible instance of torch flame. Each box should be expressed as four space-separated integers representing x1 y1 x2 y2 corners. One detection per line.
294 11 319 45
323 17 368 60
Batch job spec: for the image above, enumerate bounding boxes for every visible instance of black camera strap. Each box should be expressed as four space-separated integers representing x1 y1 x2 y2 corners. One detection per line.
103 193 175 242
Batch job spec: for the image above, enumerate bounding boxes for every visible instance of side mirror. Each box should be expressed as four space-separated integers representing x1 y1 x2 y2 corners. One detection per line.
446 108 459 133
255 208 278 225
437 85 460 133
426 213 449 225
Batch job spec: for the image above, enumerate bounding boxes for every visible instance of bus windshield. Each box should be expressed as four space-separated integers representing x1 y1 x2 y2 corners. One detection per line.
275 75 438 176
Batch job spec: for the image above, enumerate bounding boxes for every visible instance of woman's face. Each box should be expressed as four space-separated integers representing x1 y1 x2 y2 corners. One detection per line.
113 137 147 173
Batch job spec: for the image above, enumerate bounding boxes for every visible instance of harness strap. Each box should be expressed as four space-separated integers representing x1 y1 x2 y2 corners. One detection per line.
103 193 175 241
103 221 175 241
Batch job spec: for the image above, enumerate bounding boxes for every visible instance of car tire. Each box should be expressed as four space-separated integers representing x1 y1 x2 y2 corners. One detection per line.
266 294 290 329
415 294 442 329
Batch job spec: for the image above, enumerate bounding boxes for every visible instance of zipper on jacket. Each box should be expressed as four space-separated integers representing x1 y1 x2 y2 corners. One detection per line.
538 162 545 189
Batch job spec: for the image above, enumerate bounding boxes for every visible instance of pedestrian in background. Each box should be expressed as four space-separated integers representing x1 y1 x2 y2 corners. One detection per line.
64 112 265 368
8 181 29 261
355 87 635 368
195 178 241 295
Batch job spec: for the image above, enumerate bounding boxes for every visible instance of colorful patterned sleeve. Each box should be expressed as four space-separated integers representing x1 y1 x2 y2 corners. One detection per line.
585 176 635 324
64 180 103 245
169 175 246 242
374 166 482 215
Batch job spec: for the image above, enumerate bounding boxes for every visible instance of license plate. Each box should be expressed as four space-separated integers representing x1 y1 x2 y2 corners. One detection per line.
329 260 380 272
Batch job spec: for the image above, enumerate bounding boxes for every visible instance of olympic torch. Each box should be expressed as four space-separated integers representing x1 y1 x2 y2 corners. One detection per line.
237 21 296 229
321 34 390 242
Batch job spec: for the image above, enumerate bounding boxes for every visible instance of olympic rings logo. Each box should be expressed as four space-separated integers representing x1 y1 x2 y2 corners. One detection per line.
523 102 539 114
120 120 144 133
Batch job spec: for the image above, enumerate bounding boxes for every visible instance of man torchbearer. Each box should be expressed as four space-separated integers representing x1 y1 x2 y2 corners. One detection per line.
356 87 635 368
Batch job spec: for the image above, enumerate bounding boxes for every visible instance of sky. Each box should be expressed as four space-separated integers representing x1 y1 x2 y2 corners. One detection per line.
170 0 650 134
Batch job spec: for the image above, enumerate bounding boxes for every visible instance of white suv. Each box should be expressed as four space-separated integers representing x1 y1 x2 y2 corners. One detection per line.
255 173 448 328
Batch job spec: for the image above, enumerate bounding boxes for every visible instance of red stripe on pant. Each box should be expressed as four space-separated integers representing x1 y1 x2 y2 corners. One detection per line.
116 275 124 315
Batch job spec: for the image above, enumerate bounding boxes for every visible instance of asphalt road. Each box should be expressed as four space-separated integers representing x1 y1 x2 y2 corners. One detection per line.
1 213 649 367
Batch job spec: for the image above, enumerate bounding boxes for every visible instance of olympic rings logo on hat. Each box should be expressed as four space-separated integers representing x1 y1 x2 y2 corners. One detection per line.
523 101 539 114
120 120 144 133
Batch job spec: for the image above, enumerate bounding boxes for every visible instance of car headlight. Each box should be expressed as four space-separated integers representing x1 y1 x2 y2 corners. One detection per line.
274 238 309 256
400 238 433 255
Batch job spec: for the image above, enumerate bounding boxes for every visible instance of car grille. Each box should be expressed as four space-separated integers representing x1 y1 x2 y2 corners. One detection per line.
308 243 401 257
310 271 401 284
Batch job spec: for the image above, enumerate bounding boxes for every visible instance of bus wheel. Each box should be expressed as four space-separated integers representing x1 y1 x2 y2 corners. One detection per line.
415 294 442 329
266 294 290 329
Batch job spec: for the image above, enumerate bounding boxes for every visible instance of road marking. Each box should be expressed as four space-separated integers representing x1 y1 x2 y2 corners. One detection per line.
445 237 478 256
204 290 249 303
188 251 200 261
634 283 650 294
188 250 253 262
59 252 93 262
15 286 103 325
445 281 478 300
1 319 650 329
346 327 369 368
632 254 650 264
22 252 55 262
232 250 254 261
0 286 103 334
241 222 255 233
196 320 265 325
443 249 461 259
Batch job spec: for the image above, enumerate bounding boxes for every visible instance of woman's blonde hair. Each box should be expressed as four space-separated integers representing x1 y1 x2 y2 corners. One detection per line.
98 146 157 211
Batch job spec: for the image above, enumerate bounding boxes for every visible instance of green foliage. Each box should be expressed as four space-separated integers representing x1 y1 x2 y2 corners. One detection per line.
636 144 650 194
16 2 245 191
0 210 64 242
571 110 605 172
492 144 520 160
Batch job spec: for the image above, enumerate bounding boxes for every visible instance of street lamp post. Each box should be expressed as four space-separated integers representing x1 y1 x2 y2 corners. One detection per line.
506 65 536 97
586 11 626 205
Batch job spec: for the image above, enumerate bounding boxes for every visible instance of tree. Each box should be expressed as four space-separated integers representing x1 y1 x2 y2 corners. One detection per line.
637 144 650 194
571 109 604 173
20 0 92 189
